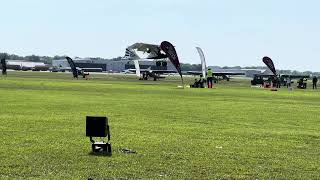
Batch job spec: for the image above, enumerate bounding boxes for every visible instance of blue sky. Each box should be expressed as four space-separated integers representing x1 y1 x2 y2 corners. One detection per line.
1 0 320 71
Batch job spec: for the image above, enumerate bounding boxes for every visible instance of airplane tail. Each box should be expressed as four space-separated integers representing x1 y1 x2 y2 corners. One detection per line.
133 60 141 77
196 47 207 79
123 48 140 60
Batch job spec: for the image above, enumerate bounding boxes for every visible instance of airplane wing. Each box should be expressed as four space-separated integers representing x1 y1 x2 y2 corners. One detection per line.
150 70 177 74
187 71 202 75
128 43 160 53
281 75 310 79
126 42 167 60
129 69 176 74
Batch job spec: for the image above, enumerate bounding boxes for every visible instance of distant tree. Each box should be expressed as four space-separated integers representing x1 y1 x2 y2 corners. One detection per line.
4 54 23 60
180 63 202 71
40 56 54 64
233 66 242 69
292 70 300 75
208 66 221 69
181 63 192 71
278 70 292 74
190 64 201 71
303 71 312 75
90 57 105 60
244 66 266 69
53 55 65 60
25 55 40 62
109 56 123 61
0 53 8 59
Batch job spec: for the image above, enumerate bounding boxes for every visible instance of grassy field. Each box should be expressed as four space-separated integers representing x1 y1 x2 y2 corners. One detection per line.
0 71 319 179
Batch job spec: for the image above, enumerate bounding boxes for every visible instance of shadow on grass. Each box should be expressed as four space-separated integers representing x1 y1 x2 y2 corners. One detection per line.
88 151 112 157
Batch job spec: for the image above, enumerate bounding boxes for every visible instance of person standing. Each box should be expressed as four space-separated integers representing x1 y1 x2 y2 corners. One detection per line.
313 76 318 89
199 75 205 88
303 78 308 89
276 75 281 88
207 68 213 88
286 77 291 88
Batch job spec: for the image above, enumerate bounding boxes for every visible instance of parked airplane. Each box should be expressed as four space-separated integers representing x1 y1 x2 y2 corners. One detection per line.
129 60 176 81
123 42 177 81
187 47 245 81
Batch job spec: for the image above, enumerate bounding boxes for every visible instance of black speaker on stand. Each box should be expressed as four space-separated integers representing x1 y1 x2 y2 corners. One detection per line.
86 116 111 154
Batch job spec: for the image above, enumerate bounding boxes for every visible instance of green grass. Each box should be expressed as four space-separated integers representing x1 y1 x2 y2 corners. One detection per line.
0 71 319 179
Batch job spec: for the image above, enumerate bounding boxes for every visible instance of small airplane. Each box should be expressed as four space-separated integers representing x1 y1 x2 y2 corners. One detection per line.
123 42 177 81
187 47 245 81
129 60 177 81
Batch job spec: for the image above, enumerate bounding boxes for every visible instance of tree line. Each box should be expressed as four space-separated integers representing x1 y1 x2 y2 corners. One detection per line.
0 53 66 64
0 52 123 64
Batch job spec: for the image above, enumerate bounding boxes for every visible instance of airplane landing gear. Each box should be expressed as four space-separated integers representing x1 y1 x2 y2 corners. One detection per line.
141 73 148 80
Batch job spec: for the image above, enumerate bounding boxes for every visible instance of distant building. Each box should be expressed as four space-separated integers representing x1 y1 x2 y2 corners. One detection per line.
7 60 45 67
241 69 265 77
52 58 176 72
5 60 46 70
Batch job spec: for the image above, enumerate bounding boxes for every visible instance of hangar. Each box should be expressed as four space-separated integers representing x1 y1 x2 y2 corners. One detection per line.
52 58 176 73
